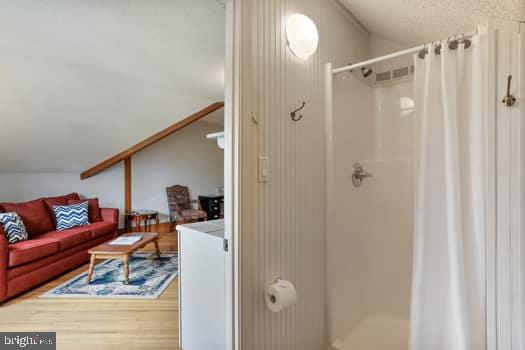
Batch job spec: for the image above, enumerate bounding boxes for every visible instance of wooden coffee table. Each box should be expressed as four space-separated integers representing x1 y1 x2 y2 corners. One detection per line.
87 233 161 284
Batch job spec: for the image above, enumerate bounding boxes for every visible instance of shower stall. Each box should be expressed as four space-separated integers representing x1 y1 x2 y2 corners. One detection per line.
325 21 525 350
326 53 415 350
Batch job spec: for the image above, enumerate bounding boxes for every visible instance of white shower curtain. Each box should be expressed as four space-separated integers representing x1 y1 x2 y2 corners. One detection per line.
410 31 487 350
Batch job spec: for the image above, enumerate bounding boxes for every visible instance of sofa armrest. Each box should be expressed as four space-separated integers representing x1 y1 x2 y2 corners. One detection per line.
0 228 8 302
100 208 119 224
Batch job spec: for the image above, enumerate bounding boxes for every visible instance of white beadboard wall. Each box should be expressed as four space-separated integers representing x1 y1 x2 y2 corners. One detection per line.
237 1 369 349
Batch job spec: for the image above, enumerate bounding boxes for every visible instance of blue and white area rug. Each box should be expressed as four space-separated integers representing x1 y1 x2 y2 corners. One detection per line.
41 252 178 299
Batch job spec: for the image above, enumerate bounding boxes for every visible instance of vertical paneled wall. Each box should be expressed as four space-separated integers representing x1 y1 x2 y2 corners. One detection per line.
491 20 524 350
237 1 369 349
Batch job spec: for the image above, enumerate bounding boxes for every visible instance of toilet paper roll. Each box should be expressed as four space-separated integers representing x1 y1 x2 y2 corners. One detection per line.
265 279 297 312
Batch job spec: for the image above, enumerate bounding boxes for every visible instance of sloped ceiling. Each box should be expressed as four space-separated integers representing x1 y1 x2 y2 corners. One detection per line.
0 0 224 172
341 0 525 45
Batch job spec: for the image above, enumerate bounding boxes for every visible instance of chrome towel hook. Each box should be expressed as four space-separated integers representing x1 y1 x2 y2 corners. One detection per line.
290 102 306 122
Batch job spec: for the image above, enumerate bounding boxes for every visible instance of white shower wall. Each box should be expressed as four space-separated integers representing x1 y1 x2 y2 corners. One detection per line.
327 71 415 349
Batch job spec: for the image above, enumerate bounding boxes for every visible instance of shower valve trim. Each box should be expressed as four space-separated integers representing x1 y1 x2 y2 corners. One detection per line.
352 162 373 187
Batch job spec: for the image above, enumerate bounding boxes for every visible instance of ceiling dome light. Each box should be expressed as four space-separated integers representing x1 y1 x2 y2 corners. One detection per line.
285 14 319 60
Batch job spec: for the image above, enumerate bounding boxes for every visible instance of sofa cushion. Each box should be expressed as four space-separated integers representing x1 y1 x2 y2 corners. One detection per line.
42 193 80 226
68 198 102 223
34 227 92 251
8 238 59 267
0 213 28 244
53 201 90 231
86 222 117 239
1 199 54 236
100 208 119 224
7 232 114 281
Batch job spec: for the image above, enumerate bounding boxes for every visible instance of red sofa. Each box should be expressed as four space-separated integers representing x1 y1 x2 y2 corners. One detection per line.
0 193 119 303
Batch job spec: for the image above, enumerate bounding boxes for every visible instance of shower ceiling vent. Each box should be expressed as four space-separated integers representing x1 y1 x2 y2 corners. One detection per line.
374 65 414 87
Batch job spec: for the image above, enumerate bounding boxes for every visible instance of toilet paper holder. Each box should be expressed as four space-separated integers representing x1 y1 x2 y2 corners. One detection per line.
265 277 297 313
267 277 282 304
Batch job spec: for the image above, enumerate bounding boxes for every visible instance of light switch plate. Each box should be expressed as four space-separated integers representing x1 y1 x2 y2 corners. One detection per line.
258 156 270 183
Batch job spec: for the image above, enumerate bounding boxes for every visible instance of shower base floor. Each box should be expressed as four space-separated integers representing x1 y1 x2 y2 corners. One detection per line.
332 315 409 350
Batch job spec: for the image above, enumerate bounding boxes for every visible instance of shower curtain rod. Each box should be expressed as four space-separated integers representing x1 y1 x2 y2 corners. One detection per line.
332 30 477 75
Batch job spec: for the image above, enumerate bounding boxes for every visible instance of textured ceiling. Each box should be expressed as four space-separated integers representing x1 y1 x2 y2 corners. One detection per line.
341 0 525 45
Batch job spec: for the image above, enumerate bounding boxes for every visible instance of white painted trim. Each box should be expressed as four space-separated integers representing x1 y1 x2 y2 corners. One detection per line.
324 62 333 348
178 230 183 345
496 27 513 350
486 21 497 350
224 0 241 349
512 21 525 350
509 27 523 349
491 22 524 350
519 23 525 350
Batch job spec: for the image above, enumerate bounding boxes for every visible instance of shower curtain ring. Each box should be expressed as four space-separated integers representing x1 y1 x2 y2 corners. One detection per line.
434 43 442 55
449 37 459 50
418 47 428 59
462 37 472 49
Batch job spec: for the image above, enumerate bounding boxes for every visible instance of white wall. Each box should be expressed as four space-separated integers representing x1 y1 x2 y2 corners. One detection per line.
0 119 224 224
0 0 225 221
520 22 525 350
0 167 125 210
236 1 370 349
327 37 414 349
132 120 224 222
369 35 413 79
327 70 375 339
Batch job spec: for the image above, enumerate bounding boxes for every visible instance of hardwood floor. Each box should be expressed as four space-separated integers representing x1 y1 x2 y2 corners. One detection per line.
0 231 179 350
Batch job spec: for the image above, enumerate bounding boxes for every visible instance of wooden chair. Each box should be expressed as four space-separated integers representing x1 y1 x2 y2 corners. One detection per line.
166 185 207 230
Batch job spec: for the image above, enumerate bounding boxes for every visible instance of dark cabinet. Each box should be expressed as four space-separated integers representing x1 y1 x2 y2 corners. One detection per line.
199 195 224 220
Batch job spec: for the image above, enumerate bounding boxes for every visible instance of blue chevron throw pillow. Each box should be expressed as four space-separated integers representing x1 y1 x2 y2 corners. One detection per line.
0 212 29 244
53 201 90 231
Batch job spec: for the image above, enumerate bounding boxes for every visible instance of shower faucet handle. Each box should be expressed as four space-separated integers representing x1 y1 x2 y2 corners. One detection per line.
352 163 373 188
